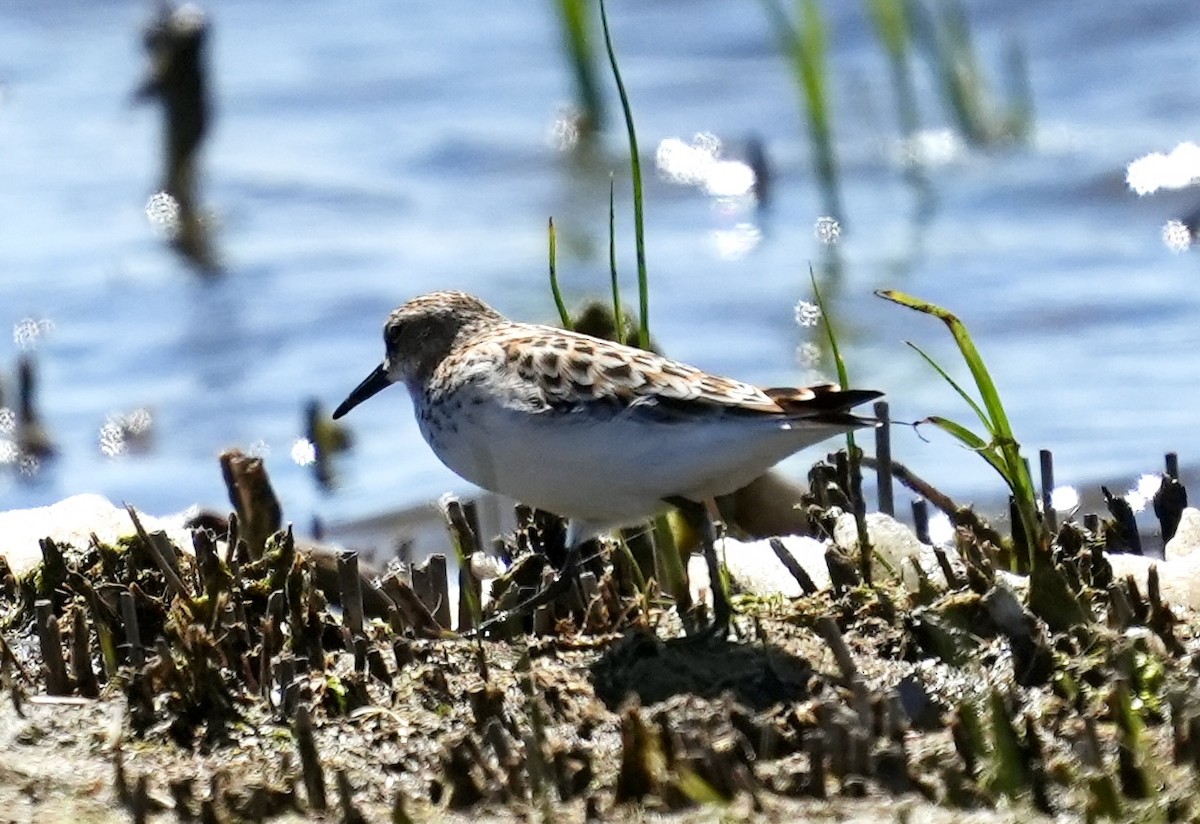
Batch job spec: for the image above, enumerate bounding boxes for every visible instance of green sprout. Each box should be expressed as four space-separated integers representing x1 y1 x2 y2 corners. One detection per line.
552 0 606 136
864 0 920 138
762 0 844 221
599 0 650 349
876 289 1043 569
608 175 625 339
810 268 872 581
546 217 571 329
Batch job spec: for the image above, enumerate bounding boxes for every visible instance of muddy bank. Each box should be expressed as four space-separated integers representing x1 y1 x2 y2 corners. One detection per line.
3 451 1200 822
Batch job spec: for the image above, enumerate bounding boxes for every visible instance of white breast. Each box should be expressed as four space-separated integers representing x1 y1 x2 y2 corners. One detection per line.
414 382 837 531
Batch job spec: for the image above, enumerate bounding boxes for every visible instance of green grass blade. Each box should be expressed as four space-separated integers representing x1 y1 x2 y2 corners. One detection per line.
877 290 1013 437
810 266 848 389
923 415 1007 478
554 0 605 133
877 288 1044 564
608 175 625 342
905 340 994 437
1001 37 1033 140
810 269 873 582
652 513 689 613
810 266 858 491
547 217 571 329
599 0 650 350
864 0 909 61
864 0 919 137
761 0 844 220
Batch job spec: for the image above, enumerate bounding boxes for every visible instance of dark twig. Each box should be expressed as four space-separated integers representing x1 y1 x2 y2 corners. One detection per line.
336 552 365 638
873 401 894 516
1102 486 1142 555
815 616 857 681
71 608 100 698
1039 449 1056 534
911 498 930 545
35 600 70 695
119 590 144 668
768 538 818 595
295 705 327 811
860 455 958 516
1165 451 1180 480
125 506 193 608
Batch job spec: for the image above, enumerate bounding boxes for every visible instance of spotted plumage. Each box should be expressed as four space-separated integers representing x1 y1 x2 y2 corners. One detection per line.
335 290 882 548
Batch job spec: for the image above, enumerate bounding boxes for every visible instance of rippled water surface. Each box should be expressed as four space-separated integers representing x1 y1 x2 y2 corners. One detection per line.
2 0 1198 534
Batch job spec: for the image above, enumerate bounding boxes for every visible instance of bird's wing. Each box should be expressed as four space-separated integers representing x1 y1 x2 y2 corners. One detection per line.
478 328 878 420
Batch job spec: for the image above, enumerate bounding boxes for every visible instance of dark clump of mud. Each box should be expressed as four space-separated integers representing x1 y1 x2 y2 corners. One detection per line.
4 449 1200 823
591 629 812 710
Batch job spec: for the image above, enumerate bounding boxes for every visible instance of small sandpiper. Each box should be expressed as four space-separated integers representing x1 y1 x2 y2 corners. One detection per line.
334 290 881 637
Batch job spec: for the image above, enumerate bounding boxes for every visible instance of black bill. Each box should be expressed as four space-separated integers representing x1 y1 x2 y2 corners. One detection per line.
333 364 392 419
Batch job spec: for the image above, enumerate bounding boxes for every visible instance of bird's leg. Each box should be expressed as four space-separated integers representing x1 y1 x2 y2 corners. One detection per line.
472 520 585 637
664 496 732 641
699 498 732 638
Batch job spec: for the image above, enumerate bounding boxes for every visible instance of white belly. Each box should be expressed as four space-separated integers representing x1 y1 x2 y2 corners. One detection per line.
416 390 841 531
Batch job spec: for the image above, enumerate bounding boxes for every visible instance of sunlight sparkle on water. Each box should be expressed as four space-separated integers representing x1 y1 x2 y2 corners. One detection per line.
0 440 16 464
546 107 581 151
793 300 821 328
0 408 14 435
794 341 821 370
99 418 125 458
657 133 756 200
662 135 715 187
99 409 153 457
145 192 181 238
813 216 841 245
656 136 715 186
1125 473 1163 513
13 318 52 350
927 512 955 547
703 160 755 198
124 408 152 436
17 455 40 477
710 223 761 260
899 129 962 168
291 438 316 466
1050 485 1079 513
1126 142 1200 195
1162 220 1192 252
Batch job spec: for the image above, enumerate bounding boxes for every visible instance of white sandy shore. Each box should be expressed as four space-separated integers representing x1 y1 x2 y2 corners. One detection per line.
4 495 1200 614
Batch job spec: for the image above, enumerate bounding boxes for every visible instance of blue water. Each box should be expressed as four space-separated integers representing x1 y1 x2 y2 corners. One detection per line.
2 0 1198 534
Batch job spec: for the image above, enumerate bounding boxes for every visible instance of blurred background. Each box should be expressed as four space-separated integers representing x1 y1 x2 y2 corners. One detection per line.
1 0 1197 547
